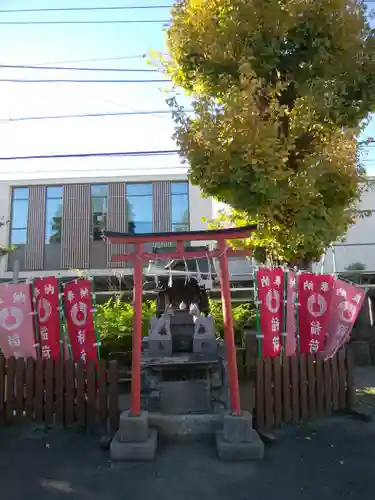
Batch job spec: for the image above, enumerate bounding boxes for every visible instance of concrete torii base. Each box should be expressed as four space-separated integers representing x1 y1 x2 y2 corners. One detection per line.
216 411 264 461
110 411 158 461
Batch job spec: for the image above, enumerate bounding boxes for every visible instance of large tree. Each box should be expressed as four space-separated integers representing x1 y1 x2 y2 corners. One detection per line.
159 0 375 264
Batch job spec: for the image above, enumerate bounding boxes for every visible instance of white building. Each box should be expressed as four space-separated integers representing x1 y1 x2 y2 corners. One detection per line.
0 173 214 281
314 179 375 274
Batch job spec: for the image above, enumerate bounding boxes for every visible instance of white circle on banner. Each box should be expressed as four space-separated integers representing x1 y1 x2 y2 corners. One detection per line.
265 289 280 313
338 301 356 323
70 302 87 327
0 306 24 331
307 294 327 317
38 298 52 323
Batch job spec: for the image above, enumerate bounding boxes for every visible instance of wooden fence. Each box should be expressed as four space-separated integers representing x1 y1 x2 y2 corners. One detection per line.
0 357 120 434
0 348 356 435
253 349 355 429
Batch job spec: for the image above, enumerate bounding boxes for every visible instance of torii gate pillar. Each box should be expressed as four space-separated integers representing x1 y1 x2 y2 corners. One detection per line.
131 243 143 416
218 239 241 415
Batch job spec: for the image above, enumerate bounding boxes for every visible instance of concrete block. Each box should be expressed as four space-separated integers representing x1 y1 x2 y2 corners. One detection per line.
158 380 211 414
110 429 158 461
149 412 222 440
223 411 253 443
148 338 172 356
117 411 149 443
349 341 371 366
216 430 264 461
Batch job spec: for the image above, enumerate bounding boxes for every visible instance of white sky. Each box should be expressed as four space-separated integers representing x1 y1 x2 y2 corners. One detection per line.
0 1 375 181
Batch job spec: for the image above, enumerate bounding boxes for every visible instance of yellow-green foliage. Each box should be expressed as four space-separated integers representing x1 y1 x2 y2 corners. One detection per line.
157 0 373 263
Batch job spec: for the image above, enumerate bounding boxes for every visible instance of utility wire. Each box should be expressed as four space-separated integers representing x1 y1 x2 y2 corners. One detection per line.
42 81 176 124
0 150 179 161
0 166 187 176
0 78 169 83
0 19 170 25
0 64 157 72
0 110 193 123
30 54 148 65
0 5 172 13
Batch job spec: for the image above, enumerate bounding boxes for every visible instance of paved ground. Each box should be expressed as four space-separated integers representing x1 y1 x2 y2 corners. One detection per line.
1 366 375 500
1 415 375 500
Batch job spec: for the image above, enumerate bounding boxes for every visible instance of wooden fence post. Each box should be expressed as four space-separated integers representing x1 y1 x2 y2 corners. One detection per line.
0 356 5 424
345 348 356 411
108 361 119 436
6 357 16 423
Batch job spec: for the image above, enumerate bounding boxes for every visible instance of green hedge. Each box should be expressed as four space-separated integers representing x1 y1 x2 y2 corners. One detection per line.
97 298 256 358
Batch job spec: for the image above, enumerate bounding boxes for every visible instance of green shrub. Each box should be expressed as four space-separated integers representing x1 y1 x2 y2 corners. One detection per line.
97 298 256 358
96 298 156 357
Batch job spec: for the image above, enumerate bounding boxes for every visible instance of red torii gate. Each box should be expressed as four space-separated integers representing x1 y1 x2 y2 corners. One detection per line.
105 225 257 416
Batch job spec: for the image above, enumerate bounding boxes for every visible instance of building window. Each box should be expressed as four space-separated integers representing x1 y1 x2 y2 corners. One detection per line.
10 187 29 245
45 186 63 244
91 184 107 241
171 182 189 232
126 183 153 234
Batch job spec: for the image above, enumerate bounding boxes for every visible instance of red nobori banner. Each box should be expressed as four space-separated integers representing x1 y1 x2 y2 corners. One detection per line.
323 279 366 359
64 280 98 362
256 267 284 358
284 270 298 356
0 283 37 359
298 273 334 354
34 276 61 360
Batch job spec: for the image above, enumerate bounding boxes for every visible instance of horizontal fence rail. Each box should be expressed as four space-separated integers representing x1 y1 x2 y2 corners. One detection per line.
0 357 120 435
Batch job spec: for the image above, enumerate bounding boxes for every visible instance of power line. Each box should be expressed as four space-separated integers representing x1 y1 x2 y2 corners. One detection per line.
0 110 192 123
0 5 172 13
43 82 176 124
0 150 179 161
0 78 169 83
0 166 187 176
0 19 169 25
0 63 157 72
31 54 148 65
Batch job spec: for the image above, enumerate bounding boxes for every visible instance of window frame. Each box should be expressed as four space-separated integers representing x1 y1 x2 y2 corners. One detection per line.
170 181 190 233
126 182 153 234
45 185 64 244
10 187 29 245
91 184 108 241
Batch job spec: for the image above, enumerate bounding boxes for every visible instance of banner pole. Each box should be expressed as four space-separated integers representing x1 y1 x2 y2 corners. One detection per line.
281 266 287 358
60 282 73 360
31 278 41 359
57 278 64 360
253 267 262 358
320 250 326 275
89 275 101 360
295 269 301 355
332 247 337 276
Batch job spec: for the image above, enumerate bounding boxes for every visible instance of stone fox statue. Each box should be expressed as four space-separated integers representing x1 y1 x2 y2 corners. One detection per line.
148 307 173 337
189 302 216 337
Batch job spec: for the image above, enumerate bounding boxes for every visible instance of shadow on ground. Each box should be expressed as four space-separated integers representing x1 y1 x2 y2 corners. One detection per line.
1 415 375 500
